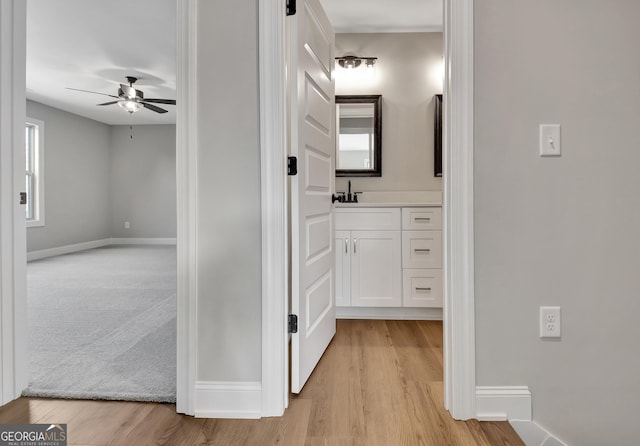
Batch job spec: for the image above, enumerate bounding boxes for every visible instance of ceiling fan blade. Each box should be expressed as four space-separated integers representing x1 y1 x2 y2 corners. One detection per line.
142 98 176 105
97 101 119 106
142 102 168 114
66 87 119 99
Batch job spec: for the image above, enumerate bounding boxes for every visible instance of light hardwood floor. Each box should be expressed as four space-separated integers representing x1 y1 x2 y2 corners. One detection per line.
1 320 524 445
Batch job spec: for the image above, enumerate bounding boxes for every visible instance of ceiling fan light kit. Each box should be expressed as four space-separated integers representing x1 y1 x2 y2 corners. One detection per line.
67 76 176 115
118 100 143 113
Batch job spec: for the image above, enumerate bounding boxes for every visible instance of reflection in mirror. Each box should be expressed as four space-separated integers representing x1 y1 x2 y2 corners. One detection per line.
336 95 382 177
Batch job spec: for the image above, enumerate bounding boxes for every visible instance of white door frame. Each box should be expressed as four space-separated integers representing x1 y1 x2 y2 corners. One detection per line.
257 0 477 419
442 0 476 420
0 0 198 413
258 0 289 416
175 0 199 416
0 0 28 406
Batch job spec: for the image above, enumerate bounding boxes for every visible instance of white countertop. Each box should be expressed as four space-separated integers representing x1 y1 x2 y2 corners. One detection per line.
334 190 442 208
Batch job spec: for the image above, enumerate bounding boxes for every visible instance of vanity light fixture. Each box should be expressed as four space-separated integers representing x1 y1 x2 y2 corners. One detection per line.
336 55 377 70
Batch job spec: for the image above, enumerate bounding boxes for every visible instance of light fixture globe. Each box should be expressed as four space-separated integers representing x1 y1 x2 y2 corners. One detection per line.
364 58 377 68
338 55 361 69
118 99 142 114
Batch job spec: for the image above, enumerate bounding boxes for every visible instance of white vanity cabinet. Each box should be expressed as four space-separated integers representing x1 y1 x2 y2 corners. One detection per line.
401 207 443 307
334 208 402 307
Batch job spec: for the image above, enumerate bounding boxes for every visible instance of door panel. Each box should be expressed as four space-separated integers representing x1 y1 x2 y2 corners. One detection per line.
291 0 335 394
351 230 402 307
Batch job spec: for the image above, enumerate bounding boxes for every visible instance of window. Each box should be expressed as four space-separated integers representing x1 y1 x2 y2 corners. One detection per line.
25 118 45 227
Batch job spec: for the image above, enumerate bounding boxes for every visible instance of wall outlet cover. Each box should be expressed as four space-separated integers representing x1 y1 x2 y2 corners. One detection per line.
539 306 561 338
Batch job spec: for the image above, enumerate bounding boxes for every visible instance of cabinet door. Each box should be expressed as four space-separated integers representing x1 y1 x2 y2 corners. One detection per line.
335 230 351 307
351 230 402 307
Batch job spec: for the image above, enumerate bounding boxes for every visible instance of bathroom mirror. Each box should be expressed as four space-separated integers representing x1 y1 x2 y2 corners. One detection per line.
335 95 382 177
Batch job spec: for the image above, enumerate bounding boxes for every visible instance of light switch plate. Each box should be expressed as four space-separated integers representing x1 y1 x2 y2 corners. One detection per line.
540 124 561 157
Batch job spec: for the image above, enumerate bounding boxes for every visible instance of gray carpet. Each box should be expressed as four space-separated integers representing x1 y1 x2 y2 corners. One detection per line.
23 245 176 403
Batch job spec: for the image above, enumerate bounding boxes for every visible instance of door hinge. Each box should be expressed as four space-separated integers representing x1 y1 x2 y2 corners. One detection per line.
288 314 298 334
286 0 296 16
19 192 27 205
288 156 298 176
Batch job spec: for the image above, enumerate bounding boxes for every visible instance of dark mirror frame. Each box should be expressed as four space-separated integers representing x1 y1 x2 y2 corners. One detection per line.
434 94 443 177
336 95 382 177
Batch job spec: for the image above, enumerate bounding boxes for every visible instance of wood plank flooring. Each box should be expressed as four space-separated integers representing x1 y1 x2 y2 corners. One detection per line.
1 320 524 445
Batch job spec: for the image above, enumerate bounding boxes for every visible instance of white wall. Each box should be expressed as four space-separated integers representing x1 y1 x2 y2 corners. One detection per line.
474 1 640 444
195 0 262 383
26 100 111 252
335 32 442 193
110 125 176 238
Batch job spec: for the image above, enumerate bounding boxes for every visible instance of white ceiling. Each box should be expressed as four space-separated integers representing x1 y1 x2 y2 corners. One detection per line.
26 0 441 126
321 0 442 33
26 0 177 126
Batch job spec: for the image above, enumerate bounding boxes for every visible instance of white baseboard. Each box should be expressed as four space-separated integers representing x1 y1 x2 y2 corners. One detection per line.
194 381 262 419
27 239 112 261
509 420 568 446
27 237 177 261
476 386 531 421
110 237 177 245
336 306 443 320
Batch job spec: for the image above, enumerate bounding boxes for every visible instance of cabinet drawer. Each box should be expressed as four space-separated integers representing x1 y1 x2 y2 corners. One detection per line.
335 208 401 231
402 231 442 268
402 207 442 230
403 269 442 308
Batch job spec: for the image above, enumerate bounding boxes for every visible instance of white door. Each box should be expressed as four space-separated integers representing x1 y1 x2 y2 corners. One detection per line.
290 0 336 393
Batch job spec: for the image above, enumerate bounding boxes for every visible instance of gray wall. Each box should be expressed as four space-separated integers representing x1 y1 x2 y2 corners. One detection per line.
26 100 111 252
195 0 262 382
26 101 177 252
335 32 443 193
474 1 640 444
110 125 176 238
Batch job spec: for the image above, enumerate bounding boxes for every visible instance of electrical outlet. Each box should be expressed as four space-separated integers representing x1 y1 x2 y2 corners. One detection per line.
124 221 130 229
540 306 561 339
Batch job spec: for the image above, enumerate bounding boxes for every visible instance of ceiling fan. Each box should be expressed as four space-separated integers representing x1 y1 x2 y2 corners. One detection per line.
67 76 176 114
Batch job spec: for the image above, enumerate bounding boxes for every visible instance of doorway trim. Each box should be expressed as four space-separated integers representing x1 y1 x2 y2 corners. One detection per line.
257 0 477 418
0 0 28 406
258 0 288 417
443 0 476 419
175 0 198 416
1 0 193 412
